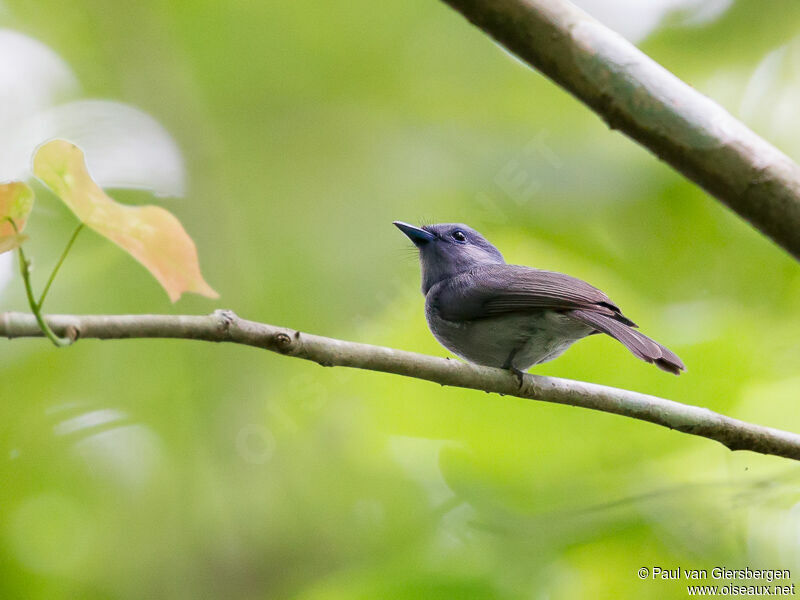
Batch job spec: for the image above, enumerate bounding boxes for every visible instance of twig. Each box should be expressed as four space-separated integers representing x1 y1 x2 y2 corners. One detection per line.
2 309 800 461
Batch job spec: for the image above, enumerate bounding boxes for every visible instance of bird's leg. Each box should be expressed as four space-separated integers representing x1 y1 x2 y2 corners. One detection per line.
502 348 526 389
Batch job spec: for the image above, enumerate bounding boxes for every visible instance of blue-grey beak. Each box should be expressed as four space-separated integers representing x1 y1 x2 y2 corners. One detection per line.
393 221 436 246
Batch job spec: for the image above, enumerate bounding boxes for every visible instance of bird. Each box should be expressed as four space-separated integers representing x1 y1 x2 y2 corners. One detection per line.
394 221 685 380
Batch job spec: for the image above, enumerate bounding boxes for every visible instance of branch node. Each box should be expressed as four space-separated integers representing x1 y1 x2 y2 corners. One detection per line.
273 332 294 353
213 309 237 334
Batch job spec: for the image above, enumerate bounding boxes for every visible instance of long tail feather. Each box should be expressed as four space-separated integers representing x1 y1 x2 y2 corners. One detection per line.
570 310 686 375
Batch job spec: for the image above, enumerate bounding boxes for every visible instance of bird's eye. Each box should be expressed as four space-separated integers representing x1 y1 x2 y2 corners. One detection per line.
452 230 467 242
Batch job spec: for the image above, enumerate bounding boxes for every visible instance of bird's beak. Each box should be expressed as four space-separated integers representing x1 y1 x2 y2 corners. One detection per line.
393 221 436 246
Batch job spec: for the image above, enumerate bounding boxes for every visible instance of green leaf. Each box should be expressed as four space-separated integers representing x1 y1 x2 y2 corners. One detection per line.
0 182 34 254
33 140 218 302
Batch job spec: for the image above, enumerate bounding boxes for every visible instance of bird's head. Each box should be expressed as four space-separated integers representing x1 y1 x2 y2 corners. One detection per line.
393 221 505 294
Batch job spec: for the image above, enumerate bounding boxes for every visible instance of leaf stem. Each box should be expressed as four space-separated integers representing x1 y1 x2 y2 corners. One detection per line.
38 223 83 308
3 217 72 347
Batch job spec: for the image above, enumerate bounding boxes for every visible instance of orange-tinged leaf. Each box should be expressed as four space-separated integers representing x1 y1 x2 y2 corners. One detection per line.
33 140 218 302
0 233 28 254
0 181 34 254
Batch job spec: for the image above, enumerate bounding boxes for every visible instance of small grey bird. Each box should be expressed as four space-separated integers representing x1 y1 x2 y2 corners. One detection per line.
394 221 685 378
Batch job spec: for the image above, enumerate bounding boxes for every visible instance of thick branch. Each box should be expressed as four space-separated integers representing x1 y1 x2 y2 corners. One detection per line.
3 309 800 461
440 0 800 260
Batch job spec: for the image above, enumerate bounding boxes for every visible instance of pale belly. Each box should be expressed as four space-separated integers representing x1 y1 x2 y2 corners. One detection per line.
425 308 593 370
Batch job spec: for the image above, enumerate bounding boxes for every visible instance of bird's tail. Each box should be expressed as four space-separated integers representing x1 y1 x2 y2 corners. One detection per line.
569 310 686 375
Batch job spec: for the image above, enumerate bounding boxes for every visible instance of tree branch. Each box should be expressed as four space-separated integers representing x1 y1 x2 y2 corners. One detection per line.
440 0 800 261
3 309 800 461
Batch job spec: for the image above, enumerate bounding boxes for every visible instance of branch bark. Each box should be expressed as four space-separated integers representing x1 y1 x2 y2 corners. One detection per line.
440 0 800 261
3 309 800 461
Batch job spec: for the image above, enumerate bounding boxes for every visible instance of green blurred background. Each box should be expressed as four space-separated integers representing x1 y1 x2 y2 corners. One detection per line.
2 0 800 598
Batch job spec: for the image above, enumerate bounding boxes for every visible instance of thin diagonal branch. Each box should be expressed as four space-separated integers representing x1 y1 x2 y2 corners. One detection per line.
2 309 800 461
439 0 800 261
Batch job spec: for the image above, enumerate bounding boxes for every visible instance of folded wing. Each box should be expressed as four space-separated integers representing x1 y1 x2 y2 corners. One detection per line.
432 264 637 327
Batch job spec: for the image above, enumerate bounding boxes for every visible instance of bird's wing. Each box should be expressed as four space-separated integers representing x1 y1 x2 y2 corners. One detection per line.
430 264 637 326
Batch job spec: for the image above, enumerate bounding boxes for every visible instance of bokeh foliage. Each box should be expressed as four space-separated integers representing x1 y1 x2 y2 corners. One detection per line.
2 1 800 598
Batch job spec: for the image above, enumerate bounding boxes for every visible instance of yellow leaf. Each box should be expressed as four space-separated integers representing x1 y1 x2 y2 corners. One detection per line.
0 181 34 254
34 140 218 302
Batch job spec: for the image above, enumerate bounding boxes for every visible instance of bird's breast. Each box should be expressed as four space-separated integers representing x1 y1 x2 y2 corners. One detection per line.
425 304 592 370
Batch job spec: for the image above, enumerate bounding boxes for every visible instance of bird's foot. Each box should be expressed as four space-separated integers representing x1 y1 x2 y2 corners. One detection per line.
509 367 526 390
